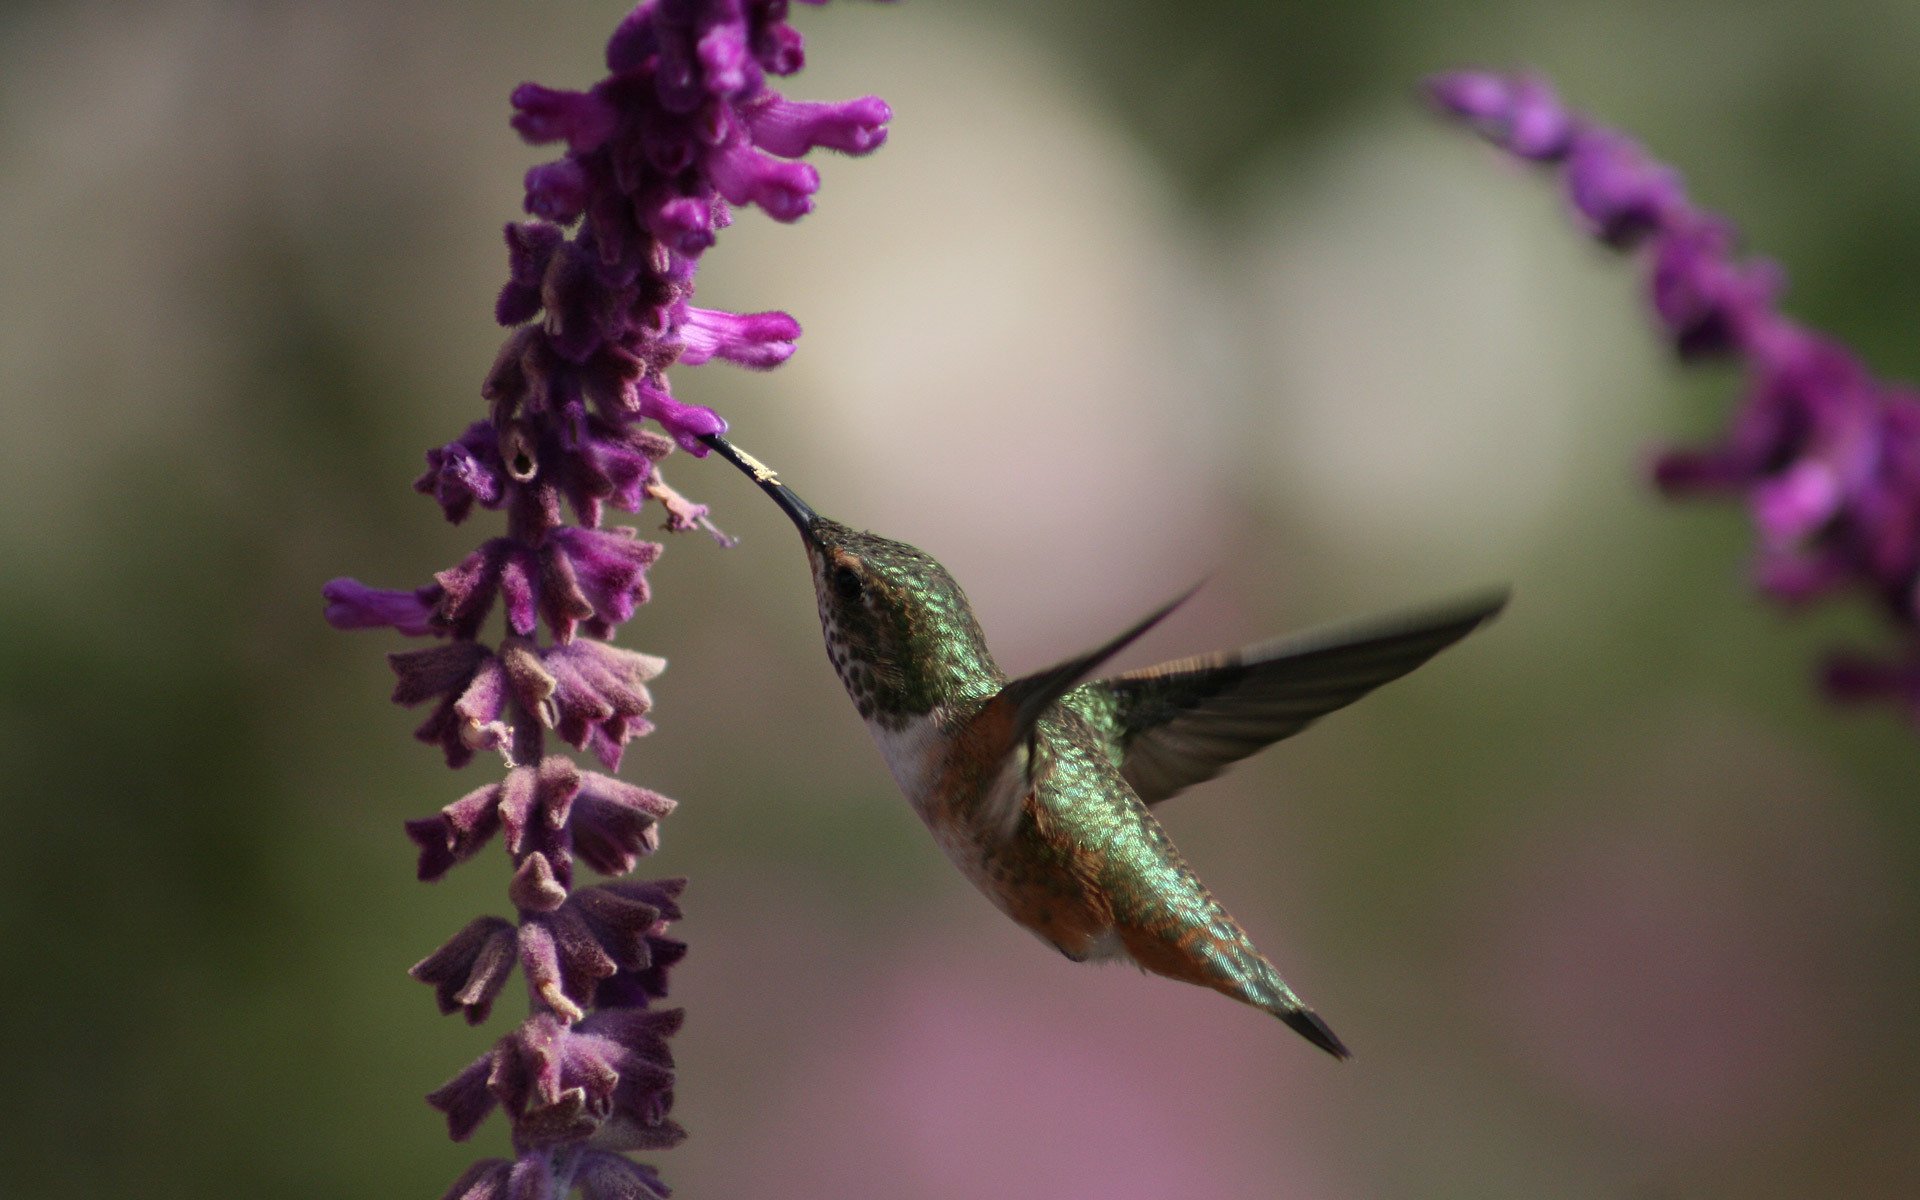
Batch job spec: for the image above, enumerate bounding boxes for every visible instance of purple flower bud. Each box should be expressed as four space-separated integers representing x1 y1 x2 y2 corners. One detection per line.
1424 71 1573 160
412 916 520 1024
1649 220 1784 358
573 776 676 876
417 422 508 524
406 756 572 881
754 20 806 77
434 1009 682 1149
517 878 681 1021
322 578 443 636
545 527 664 640
510 83 619 153
508 1158 558 1200
525 160 592 224
387 641 509 767
541 639 666 768
1563 128 1686 246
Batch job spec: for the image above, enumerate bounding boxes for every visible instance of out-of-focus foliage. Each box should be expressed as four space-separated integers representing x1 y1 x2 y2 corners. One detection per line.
3 2 1919 1197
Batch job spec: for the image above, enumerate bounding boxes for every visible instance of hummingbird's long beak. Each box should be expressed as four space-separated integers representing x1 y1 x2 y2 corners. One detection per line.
699 433 821 543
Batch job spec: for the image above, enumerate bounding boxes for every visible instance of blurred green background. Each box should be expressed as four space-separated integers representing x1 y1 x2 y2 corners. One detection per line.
6 1 1920 1196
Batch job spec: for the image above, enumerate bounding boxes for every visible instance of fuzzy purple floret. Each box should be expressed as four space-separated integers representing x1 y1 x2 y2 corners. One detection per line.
1431 69 1920 725
325 3 890 1196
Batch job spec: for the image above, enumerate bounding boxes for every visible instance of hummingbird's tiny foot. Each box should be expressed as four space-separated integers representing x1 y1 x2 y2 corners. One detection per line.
1281 1007 1353 1061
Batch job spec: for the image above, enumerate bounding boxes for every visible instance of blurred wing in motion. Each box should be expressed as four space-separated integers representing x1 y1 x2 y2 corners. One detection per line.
1080 591 1508 806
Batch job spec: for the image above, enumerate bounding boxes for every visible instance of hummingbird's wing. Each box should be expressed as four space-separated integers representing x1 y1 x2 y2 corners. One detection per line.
1080 591 1507 806
966 585 1201 838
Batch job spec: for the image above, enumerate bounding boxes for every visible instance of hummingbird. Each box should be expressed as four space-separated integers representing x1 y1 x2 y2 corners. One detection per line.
701 434 1504 1059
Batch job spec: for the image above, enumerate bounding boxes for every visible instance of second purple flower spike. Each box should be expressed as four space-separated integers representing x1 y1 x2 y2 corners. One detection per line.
1430 69 1920 725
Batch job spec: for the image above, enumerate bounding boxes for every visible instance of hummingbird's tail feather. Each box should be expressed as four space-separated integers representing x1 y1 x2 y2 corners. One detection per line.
1115 910 1352 1059
1277 1005 1352 1061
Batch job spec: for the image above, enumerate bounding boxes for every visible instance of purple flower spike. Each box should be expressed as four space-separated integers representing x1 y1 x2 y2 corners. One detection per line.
329 4 889 1192
1433 69 1920 725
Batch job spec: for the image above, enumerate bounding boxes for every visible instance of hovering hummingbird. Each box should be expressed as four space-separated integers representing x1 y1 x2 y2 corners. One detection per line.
701 434 1504 1058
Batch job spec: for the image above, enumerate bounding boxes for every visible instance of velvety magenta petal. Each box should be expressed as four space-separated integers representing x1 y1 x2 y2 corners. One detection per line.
498 543 541 636
1649 221 1783 358
594 933 688 1010
677 306 800 369
631 379 725 454
705 141 819 221
744 92 891 157
644 195 719 256
537 541 597 643
498 638 560 727
453 655 513 756
323 579 444 635
435 543 509 639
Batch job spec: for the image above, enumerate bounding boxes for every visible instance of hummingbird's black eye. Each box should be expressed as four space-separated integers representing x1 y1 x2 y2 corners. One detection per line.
832 563 864 602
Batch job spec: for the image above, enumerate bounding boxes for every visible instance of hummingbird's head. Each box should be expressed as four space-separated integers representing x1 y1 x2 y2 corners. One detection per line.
702 434 1002 723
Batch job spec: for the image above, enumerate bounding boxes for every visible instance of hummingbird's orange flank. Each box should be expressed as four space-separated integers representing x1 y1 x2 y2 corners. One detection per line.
704 434 1504 1059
